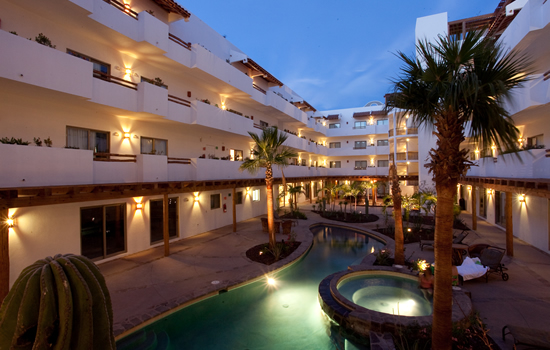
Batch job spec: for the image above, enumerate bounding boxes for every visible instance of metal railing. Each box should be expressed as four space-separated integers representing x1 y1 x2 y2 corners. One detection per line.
93 153 136 162
168 94 191 107
252 83 266 94
93 70 137 90
168 33 192 51
407 128 418 135
104 0 138 19
408 152 419 160
168 157 191 164
396 152 407 160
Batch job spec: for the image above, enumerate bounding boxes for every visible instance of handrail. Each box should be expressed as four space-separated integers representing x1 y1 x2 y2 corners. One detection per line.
389 129 394 137
94 153 137 162
407 128 419 135
408 152 419 160
104 0 138 19
396 152 407 160
93 70 137 90
396 128 407 135
253 124 265 130
252 83 266 94
168 94 191 107
544 69 550 81
168 157 191 164
168 33 192 51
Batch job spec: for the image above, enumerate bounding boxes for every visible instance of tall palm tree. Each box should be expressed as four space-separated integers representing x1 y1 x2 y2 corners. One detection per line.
390 162 404 265
287 184 304 211
240 127 298 249
386 30 532 349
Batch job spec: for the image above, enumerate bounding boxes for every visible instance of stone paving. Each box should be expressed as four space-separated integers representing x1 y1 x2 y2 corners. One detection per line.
100 204 550 349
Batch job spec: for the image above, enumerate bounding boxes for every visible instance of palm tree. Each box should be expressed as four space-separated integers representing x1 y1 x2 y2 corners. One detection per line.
386 30 532 349
390 162 404 266
287 184 304 211
346 182 363 212
320 182 340 211
360 181 379 214
240 127 298 249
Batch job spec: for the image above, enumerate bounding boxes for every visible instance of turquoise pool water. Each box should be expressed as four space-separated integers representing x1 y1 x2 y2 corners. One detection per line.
337 275 432 317
118 225 385 350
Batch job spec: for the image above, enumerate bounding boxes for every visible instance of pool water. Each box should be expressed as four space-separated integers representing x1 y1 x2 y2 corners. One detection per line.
117 225 385 350
337 275 432 317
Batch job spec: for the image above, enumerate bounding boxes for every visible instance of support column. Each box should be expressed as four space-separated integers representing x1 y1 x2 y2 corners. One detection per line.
309 182 313 204
232 187 237 233
471 186 477 230
1 206 10 303
163 194 170 257
505 192 514 256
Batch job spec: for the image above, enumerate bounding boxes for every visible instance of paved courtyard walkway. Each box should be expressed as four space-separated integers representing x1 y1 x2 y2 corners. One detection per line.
100 204 550 349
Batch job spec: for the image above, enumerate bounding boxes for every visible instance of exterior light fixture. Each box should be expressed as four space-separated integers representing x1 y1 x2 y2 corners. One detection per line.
407 161 410 165
6 217 15 228
125 67 132 75
468 186 472 192
518 194 526 203
193 192 200 202
405 114 409 119
124 132 131 139
266 276 276 286
133 197 143 211
221 102 226 110
406 138 409 142
124 3 131 13
246 188 252 196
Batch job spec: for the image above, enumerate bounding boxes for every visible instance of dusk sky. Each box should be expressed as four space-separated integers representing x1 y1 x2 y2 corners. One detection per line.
180 1 498 111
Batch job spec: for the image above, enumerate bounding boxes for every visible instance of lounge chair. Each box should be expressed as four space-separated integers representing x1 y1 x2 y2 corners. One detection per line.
502 324 550 349
479 246 508 282
468 243 491 259
420 230 470 251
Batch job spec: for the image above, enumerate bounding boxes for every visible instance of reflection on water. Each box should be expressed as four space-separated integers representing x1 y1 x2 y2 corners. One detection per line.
118 225 384 350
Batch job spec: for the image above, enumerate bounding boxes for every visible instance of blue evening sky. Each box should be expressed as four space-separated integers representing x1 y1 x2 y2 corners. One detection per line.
179 1 497 110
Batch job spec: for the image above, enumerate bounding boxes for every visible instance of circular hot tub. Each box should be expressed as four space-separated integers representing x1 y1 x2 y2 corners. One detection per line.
337 273 432 317
318 266 472 339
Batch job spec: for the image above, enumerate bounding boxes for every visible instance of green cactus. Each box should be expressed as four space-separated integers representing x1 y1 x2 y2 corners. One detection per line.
0 254 115 350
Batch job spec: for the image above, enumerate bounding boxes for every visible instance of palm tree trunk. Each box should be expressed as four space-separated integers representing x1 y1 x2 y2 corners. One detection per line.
265 169 275 249
391 163 404 265
432 182 455 349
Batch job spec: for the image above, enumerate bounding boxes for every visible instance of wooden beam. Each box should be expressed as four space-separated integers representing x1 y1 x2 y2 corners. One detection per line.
232 187 237 233
472 185 477 230
163 194 169 257
506 192 513 256
0 206 9 303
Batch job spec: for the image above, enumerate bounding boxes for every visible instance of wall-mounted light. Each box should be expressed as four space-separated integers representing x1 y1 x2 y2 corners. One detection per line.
221 102 226 110
468 185 472 192
487 189 494 196
113 132 120 136
246 188 252 197
124 132 131 139
406 161 410 165
6 217 15 228
125 67 132 75
124 3 131 13
133 197 143 211
405 114 409 119
406 138 409 142
193 192 200 203
518 194 526 203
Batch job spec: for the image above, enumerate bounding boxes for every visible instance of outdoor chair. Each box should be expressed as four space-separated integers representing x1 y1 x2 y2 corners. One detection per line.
479 246 509 282
502 324 550 349
468 243 491 259
420 230 470 251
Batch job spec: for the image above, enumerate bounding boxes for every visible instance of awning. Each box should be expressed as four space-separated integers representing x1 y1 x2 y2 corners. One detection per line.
241 58 283 87
326 114 340 120
151 0 191 18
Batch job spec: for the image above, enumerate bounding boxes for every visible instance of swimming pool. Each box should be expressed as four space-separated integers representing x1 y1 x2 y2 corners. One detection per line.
117 224 385 349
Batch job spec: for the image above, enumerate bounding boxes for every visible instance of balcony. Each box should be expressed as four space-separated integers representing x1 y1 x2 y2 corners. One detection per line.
328 124 388 138
192 101 255 137
0 30 93 99
466 149 549 179
165 32 193 68
266 91 308 124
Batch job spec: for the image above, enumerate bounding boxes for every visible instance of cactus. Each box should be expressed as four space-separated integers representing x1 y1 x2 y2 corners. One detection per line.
0 254 115 350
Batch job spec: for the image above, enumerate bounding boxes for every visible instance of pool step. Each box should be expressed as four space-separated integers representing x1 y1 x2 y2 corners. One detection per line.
117 330 171 350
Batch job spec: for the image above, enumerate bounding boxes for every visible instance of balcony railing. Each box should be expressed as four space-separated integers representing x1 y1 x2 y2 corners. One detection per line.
104 0 138 19
253 123 265 130
167 157 191 164
544 69 550 81
93 70 137 90
396 128 407 135
168 94 191 107
408 152 419 160
354 167 367 170
353 146 367 149
252 83 266 94
353 126 367 129
93 153 137 162
407 128 418 135
396 152 407 160
168 33 191 51
389 129 394 137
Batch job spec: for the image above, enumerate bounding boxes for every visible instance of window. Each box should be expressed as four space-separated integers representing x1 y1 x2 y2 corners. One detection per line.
150 197 179 244
329 123 340 129
378 160 389 167
260 120 269 128
67 49 110 79
252 189 260 201
330 161 341 168
230 149 243 161
304 184 310 199
495 191 506 226
354 121 367 129
329 142 341 148
211 194 221 209
236 191 243 205
141 137 167 155
355 161 367 170
81 204 125 260
301 159 306 166
141 76 168 89
354 141 367 149
527 134 544 148
377 119 389 125
67 126 109 153
377 139 389 146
